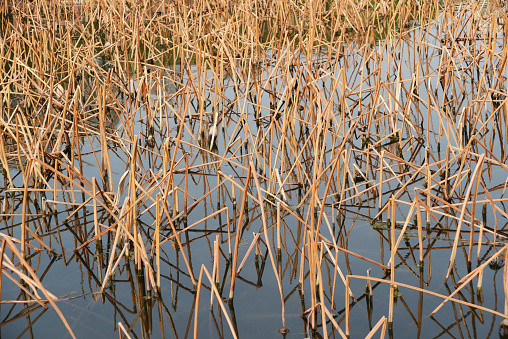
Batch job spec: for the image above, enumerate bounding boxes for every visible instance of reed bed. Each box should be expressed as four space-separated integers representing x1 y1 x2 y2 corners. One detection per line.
1 0 508 337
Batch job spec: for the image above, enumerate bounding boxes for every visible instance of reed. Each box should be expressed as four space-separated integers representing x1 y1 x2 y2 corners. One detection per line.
1 0 508 337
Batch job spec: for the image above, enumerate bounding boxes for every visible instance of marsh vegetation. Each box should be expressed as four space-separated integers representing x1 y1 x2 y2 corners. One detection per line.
1 0 508 337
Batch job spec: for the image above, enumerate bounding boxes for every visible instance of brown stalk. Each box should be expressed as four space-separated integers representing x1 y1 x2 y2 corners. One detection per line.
446 154 485 281
365 316 387 339
235 233 262 274
193 266 204 338
388 196 395 326
431 244 508 316
156 194 161 291
118 322 133 339
250 161 287 331
202 265 239 339
160 198 197 287
229 164 252 301
416 199 423 264
0 234 77 338
348 274 508 319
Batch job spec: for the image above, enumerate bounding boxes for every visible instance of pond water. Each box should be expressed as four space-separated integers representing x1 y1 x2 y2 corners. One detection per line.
1 0 508 338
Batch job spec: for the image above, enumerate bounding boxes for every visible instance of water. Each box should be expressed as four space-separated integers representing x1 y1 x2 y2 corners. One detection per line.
1 1 508 338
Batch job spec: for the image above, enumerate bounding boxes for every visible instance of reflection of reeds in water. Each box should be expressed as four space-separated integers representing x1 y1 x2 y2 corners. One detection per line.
3 0 508 337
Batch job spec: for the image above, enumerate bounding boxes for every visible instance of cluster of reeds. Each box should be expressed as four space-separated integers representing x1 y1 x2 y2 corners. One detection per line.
1 0 508 337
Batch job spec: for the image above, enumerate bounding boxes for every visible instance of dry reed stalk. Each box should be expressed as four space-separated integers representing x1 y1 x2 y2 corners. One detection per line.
274 169 287 203
0 238 5 305
446 154 485 281
0 205 51 250
93 177 99 241
345 275 350 337
322 242 355 300
0 136 12 186
0 234 76 338
416 199 423 264
387 199 417 267
365 316 387 339
229 164 252 301
251 161 288 331
202 265 239 339
412 188 495 232
504 247 508 325
162 207 228 243
467 157 484 264
210 234 219 307
313 136 353 236
184 154 189 217
225 207 232 258
479 181 498 248
138 232 157 291
477 268 483 295
235 233 261 274
307 230 317 331
431 244 508 316
298 215 308 296
322 241 389 271
1 265 46 307
378 150 384 210
276 202 281 255
34 159 121 226
101 243 129 292
100 212 127 289
426 151 431 225
156 193 161 292
169 175 226 222
477 220 485 263
193 266 204 339
388 196 395 326
19 159 32 258
444 146 450 201
367 268 373 297
321 303 347 339
99 85 112 191
129 134 138 239
349 274 508 318
160 198 197 287
118 322 133 339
